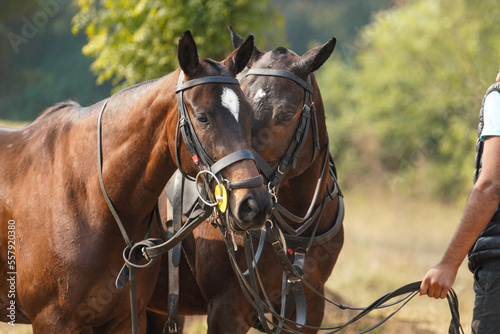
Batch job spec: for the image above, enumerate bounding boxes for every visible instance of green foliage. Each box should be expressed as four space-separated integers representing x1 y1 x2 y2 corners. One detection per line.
0 2 111 121
72 0 284 89
274 0 393 56
319 0 500 201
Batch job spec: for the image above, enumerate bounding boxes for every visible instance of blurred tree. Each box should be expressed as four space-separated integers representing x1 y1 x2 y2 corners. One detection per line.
0 1 111 121
72 0 284 90
319 0 500 201
273 0 393 56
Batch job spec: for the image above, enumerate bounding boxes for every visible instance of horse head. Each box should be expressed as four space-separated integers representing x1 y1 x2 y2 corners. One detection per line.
230 27 336 183
171 30 271 230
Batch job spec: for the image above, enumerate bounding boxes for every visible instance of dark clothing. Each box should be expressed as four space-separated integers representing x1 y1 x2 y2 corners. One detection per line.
472 260 500 334
468 82 500 334
468 82 500 273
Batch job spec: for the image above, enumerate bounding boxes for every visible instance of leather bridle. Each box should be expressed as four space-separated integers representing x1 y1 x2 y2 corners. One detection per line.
239 68 321 193
238 68 344 239
174 70 263 188
236 67 344 331
97 71 265 334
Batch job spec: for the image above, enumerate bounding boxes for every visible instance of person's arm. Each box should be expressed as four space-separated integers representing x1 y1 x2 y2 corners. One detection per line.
420 136 500 299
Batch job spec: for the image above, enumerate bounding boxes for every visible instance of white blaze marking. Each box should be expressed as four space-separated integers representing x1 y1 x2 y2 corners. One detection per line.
254 88 267 102
221 87 240 122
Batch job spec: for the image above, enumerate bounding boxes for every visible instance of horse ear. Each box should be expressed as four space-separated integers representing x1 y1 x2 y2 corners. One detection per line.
229 26 246 49
177 30 202 76
222 34 254 75
295 36 337 74
228 26 262 67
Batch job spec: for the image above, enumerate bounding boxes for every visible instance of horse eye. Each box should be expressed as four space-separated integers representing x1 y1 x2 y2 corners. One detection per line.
194 113 210 125
276 112 294 124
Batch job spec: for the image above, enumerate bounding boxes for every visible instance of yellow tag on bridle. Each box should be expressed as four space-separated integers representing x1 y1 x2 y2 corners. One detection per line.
215 184 228 213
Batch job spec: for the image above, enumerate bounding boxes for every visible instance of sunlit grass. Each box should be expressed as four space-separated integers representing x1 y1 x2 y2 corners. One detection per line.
321 183 473 334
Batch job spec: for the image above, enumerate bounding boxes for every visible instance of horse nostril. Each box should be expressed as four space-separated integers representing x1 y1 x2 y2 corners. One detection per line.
237 192 273 227
238 197 259 223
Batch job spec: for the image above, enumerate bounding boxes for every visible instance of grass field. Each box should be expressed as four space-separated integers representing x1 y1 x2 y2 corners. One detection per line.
320 185 473 334
1 118 474 333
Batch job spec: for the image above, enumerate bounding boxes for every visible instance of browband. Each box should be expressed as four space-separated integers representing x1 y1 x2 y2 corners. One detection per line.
240 68 313 93
175 76 239 93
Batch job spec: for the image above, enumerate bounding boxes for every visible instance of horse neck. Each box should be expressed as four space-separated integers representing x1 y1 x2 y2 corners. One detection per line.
98 73 178 227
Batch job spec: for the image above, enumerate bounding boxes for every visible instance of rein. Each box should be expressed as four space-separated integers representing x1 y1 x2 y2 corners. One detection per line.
231 68 464 333
225 226 464 333
97 71 264 334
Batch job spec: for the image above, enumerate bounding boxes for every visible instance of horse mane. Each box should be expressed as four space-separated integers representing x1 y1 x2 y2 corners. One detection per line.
111 75 169 102
37 100 81 120
28 74 172 129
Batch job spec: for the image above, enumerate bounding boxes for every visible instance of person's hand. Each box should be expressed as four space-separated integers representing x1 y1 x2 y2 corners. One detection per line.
419 263 458 299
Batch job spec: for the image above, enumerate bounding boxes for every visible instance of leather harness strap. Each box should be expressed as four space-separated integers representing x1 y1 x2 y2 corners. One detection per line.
166 176 182 333
239 68 313 93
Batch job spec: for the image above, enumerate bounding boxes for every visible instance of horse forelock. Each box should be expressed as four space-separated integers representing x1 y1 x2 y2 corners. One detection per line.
271 47 298 59
200 58 230 76
252 48 298 73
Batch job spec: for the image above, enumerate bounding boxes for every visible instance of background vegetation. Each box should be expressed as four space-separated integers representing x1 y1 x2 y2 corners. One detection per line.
2 0 496 200
320 0 500 202
1 0 497 332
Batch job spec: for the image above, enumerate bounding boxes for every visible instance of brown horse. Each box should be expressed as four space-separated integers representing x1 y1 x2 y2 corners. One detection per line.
0 30 271 333
147 29 344 333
